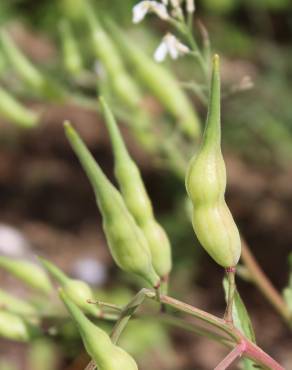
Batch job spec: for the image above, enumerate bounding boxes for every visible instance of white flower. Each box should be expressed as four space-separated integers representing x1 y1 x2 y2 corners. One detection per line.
154 33 190 62
132 1 169 24
186 0 195 13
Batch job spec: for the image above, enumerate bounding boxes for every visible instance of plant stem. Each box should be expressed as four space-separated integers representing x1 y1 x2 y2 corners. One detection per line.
214 341 246 370
241 240 291 325
156 292 240 342
83 289 284 370
224 267 236 324
110 289 149 345
159 314 233 347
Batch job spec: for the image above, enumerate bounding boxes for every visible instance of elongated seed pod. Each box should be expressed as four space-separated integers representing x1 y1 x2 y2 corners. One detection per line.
39 257 100 316
0 289 38 316
0 87 39 128
105 21 201 139
100 97 172 278
0 31 65 101
185 55 241 268
84 5 142 109
59 20 83 76
0 256 52 294
64 122 160 287
0 310 39 342
0 289 37 316
60 290 138 370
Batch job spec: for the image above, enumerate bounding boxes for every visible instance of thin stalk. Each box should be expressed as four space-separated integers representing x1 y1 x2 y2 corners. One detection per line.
224 268 236 324
159 314 233 347
110 289 149 345
156 292 240 342
215 341 246 370
241 240 291 325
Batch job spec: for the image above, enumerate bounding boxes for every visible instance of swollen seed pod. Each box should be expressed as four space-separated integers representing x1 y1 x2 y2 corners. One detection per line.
39 257 100 316
64 122 160 288
100 97 172 279
59 20 83 76
185 55 241 268
0 289 38 317
84 5 142 110
0 256 53 295
105 20 201 139
0 87 39 128
0 310 39 342
60 290 138 370
0 31 65 101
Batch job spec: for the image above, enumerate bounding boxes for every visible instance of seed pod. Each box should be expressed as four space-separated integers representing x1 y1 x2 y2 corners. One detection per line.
0 256 52 295
0 87 39 128
0 288 38 317
39 257 100 316
100 97 172 279
105 20 201 139
84 5 142 110
0 31 65 101
64 122 160 288
60 290 138 370
59 20 83 76
185 55 241 268
0 310 39 342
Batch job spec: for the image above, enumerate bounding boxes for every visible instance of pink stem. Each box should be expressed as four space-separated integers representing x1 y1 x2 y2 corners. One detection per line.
215 341 246 370
244 340 285 370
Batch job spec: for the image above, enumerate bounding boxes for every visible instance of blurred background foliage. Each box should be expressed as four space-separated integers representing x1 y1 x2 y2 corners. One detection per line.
0 0 292 369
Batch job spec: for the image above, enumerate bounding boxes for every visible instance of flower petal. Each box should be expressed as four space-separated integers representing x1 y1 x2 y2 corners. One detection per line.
154 41 168 62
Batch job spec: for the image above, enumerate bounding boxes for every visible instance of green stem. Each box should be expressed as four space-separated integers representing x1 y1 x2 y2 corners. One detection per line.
110 289 149 345
224 268 236 324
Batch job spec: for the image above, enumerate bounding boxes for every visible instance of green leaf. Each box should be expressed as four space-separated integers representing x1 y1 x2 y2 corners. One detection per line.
223 278 257 369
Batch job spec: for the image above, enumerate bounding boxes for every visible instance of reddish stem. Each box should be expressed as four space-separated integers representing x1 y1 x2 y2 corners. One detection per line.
244 340 285 370
241 240 291 324
215 341 246 370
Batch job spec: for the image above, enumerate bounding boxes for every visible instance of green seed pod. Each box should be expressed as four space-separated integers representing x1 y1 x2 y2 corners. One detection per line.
0 256 52 295
185 55 241 268
64 122 160 288
0 289 38 317
105 21 201 139
0 310 39 342
59 20 83 76
100 97 172 279
84 5 142 109
0 87 39 128
0 31 65 101
60 290 138 370
39 257 100 316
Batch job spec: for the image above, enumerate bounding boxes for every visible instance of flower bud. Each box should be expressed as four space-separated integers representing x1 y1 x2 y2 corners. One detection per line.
39 257 100 316
0 256 53 294
60 290 138 370
0 87 39 128
0 310 39 342
105 20 201 139
64 122 160 288
0 288 38 316
185 55 241 268
100 97 172 279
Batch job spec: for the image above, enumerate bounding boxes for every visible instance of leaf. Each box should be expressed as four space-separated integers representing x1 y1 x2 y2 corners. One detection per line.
223 278 257 370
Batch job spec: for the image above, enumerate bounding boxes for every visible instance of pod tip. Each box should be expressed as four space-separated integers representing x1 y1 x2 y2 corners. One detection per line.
63 120 71 129
213 54 220 68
